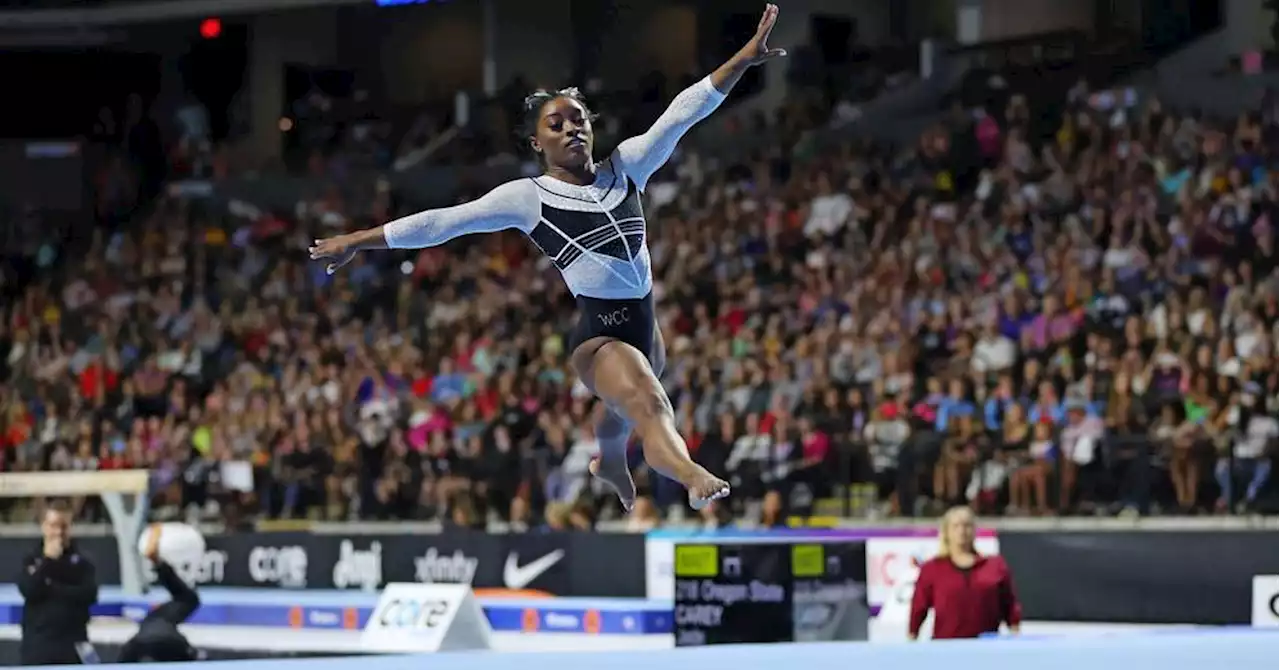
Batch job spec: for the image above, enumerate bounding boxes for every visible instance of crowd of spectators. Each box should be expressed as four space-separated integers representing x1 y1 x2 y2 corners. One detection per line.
0 71 1277 530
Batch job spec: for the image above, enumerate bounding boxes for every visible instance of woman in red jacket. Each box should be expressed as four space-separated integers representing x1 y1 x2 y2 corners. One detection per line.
908 506 1022 640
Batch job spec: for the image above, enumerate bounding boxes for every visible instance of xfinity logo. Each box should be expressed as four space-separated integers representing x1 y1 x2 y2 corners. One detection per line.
249 545 308 588
414 548 478 584
503 549 565 589
332 540 383 592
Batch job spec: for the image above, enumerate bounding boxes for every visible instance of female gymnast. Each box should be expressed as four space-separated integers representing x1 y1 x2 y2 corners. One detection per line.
310 3 786 512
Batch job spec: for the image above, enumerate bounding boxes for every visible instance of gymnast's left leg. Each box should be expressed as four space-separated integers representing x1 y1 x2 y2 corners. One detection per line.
577 337 728 511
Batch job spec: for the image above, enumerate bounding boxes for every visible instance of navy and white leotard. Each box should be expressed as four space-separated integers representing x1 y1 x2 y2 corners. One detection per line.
382 76 726 358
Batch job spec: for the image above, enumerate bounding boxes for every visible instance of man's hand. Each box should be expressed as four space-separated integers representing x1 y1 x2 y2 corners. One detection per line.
43 536 64 560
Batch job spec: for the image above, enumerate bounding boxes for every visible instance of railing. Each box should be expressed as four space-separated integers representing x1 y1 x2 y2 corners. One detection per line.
2 426 1270 532
819 431 1277 520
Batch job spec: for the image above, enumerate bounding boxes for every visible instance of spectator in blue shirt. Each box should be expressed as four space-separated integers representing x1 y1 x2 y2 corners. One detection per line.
430 358 467 404
984 376 1018 432
936 379 976 432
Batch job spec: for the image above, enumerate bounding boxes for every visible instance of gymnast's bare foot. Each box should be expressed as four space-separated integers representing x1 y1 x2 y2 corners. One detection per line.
684 467 731 511
590 454 637 513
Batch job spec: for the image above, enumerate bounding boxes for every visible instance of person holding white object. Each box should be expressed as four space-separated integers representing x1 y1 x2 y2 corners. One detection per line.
118 525 204 663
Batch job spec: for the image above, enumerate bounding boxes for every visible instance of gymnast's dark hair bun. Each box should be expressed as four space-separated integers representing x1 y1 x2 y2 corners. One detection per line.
522 90 557 116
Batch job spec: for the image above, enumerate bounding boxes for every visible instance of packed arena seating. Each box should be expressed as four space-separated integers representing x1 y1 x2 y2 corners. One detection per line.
0 71 1276 530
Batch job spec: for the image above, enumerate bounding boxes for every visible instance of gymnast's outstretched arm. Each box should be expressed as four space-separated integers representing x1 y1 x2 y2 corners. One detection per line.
611 78 727 191
310 179 539 273
614 3 786 190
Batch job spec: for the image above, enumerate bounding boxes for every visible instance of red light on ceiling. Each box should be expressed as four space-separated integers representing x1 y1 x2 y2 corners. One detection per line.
199 18 222 39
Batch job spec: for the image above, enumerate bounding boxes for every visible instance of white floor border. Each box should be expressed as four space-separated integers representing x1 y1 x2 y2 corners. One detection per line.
0 620 1208 655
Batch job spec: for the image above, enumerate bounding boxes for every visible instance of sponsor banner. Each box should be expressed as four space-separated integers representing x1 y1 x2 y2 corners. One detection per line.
143 544 230 587
0 640 356 665
428 602 665 634
0 530 645 598
98 593 670 634
522 607 603 633
18 527 1269 625
137 532 314 590
361 583 493 653
310 532 569 595
644 528 990 601
564 532 646 599
864 534 1001 611
1001 530 1277 625
245 542 311 588
1250 575 1278 628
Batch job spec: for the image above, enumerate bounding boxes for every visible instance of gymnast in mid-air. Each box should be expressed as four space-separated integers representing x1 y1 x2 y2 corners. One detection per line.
311 4 787 512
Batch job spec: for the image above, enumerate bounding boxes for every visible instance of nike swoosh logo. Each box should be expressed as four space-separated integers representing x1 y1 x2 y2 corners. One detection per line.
503 549 565 589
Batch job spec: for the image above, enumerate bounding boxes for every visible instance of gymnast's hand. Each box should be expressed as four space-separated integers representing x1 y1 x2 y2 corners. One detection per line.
737 4 787 66
309 235 358 275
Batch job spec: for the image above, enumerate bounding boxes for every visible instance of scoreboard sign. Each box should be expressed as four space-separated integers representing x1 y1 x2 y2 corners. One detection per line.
672 543 792 646
672 542 867 646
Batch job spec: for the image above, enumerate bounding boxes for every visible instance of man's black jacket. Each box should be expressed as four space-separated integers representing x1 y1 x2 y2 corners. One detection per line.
117 561 201 663
17 543 98 665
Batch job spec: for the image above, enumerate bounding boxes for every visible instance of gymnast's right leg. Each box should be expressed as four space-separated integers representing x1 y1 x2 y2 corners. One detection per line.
577 340 729 510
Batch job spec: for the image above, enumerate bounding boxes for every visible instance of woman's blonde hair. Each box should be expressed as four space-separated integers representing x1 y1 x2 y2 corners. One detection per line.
936 505 976 558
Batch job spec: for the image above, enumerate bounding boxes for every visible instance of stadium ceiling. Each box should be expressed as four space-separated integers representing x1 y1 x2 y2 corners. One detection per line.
0 0 367 28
